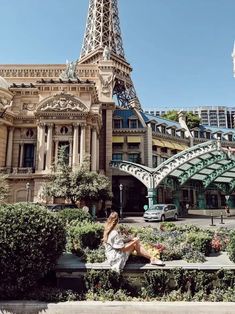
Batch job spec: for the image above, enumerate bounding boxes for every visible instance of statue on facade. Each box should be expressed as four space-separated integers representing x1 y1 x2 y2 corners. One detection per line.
99 74 114 96
59 60 78 80
103 46 111 61
0 98 12 110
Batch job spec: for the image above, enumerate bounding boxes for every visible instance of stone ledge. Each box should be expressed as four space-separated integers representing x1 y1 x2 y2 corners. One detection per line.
56 252 235 274
55 253 235 289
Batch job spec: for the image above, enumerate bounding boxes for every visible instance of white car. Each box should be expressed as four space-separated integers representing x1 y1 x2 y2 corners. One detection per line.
143 204 178 222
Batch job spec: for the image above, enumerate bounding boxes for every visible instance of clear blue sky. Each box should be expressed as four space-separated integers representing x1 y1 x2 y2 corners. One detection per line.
0 0 235 110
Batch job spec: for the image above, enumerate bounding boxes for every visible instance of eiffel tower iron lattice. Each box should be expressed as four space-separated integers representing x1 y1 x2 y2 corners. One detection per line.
79 0 142 110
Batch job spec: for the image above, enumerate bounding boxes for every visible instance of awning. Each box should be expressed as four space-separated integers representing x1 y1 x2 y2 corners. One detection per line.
163 141 176 149
127 136 141 143
173 143 183 150
112 136 124 143
152 139 165 147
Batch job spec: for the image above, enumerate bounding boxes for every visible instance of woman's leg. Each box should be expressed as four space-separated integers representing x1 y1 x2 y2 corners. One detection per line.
134 240 152 260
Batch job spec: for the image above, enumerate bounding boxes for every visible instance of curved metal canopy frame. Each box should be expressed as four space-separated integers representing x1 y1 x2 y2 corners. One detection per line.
110 140 235 206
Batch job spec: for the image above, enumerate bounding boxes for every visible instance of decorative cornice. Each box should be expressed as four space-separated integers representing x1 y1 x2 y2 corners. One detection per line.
36 92 89 113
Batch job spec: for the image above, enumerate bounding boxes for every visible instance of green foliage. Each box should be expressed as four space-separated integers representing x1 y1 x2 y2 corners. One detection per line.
85 289 131 301
0 174 8 203
186 231 212 256
0 203 66 298
186 111 201 129
81 246 106 263
161 110 178 121
161 110 201 129
227 231 235 262
57 208 92 225
85 269 124 294
24 286 80 302
43 147 112 205
68 221 104 253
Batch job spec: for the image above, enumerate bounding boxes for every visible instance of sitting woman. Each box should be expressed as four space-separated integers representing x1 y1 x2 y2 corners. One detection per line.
103 211 165 272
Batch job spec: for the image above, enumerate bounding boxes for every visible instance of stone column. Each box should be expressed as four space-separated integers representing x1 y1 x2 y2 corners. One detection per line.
80 124 86 164
96 134 100 171
69 140 73 167
91 127 97 171
73 123 79 168
6 127 14 168
38 123 45 171
55 140 59 164
46 124 53 171
105 109 113 177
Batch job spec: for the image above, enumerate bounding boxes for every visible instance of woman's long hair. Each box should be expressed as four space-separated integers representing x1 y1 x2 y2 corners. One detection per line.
103 211 119 243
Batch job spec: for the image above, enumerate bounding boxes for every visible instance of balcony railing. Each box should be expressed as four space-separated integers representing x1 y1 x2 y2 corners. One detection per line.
0 167 35 175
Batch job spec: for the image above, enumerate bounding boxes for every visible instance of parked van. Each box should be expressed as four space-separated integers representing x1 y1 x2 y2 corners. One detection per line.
143 204 178 222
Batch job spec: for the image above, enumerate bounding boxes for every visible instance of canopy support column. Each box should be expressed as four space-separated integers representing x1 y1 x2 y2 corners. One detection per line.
146 188 157 208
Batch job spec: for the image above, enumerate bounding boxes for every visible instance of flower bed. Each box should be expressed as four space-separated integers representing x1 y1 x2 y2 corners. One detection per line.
66 221 232 264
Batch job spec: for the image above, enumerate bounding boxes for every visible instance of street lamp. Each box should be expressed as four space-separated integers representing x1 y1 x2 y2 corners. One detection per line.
26 182 30 203
119 183 123 219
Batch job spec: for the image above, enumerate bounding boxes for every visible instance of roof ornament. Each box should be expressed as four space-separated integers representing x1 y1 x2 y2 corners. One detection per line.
59 60 78 80
103 46 111 61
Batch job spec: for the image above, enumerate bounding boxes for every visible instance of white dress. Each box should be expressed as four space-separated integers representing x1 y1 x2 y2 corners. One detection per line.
105 229 130 272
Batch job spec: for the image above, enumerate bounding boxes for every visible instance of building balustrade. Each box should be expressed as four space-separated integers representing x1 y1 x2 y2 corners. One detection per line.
0 167 35 175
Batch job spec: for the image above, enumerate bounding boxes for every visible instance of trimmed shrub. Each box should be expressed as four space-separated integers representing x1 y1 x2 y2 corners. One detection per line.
68 221 104 254
0 203 66 298
227 231 235 262
186 231 212 256
57 208 92 225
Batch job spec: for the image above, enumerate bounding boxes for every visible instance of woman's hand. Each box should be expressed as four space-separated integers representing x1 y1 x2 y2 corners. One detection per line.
132 237 139 243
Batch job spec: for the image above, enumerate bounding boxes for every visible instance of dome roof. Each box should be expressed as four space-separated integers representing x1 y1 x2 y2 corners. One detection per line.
0 76 9 90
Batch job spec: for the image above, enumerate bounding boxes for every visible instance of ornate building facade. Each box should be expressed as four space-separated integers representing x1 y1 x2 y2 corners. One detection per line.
1 0 235 212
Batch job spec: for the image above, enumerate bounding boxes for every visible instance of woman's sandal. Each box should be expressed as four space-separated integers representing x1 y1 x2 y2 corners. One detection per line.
150 259 165 266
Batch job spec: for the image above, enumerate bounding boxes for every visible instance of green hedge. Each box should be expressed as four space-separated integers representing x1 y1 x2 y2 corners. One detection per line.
68 221 104 254
186 231 212 256
57 208 92 225
0 203 66 298
227 231 235 262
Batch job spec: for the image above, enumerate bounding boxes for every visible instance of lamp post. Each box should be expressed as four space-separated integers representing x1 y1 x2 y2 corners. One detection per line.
26 182 30 203
119 183 123 219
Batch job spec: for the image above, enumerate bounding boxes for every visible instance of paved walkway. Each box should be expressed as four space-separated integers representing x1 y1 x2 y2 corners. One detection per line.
113 210 235 230
1 301 235 314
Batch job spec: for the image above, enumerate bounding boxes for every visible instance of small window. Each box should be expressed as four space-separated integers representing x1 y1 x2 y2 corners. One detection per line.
113 143 123 150
194 131 199 138
127 143 140 150
161 126 166 134
206 132 211 139
128 153 140 163
129 119 138 129
180 131 185 138
112 153 123 161
60 126 68 135
160 156 167 163
171 129 176 136
26 129 34 138
228 134 233 142
161 147 167 154
153 155 158 168
23 144 34 168
114 119 122 129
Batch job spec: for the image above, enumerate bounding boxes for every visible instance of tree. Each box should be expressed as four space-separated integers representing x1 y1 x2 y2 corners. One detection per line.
0 174 8 203
161 110 178 122
161 110 200 129
186 111 201 129
43 147 113 205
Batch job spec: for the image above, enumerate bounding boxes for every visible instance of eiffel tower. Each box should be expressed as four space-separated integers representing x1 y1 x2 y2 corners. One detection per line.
79 0 142 111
